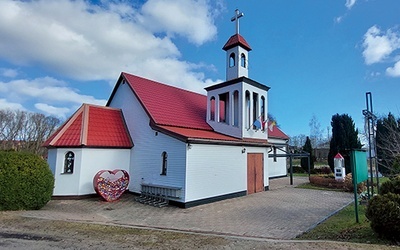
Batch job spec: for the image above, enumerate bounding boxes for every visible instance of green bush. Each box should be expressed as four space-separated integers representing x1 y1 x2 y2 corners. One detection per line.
379 175 400 195
366 193 400 240
0 151 54 210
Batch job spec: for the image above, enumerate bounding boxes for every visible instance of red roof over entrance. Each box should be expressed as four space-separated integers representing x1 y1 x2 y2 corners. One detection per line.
43 104 133 148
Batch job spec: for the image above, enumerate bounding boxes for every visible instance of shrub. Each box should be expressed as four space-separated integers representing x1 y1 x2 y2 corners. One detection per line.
379 175 400 195
343 173 365 193
292 166 306 173
311 167 332 175
309 174 344 189
366 193 400 240
0 151 54 210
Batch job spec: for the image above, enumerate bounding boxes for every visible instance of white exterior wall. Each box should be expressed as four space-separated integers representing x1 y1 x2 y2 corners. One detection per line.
51 148 82 196
268 138 288 178
241 82 268 140
50 148 130 196
226 46 249 80
207 82 243 138
79 148 130 195
185 144 269 202
108 81 187 200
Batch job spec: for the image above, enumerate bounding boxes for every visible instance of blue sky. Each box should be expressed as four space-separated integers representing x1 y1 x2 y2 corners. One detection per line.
0 0 399 139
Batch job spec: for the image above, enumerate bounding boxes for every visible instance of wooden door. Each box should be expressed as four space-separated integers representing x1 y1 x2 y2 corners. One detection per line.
247 153 264 194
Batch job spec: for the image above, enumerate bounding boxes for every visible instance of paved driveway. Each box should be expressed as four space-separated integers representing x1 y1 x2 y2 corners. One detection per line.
23 177 353 239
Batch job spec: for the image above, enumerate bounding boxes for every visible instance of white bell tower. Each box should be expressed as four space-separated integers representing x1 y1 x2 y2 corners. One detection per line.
223 9 252 81
205 9 270 140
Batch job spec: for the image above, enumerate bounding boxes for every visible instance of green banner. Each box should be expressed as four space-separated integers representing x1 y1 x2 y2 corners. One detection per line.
351 150 368 184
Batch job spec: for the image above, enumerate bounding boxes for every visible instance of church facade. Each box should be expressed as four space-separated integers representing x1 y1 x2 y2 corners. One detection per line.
44 10 289 208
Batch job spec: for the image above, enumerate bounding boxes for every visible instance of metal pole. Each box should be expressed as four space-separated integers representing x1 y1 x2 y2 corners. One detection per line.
289 156 293 185
366 92 374 196
369 93 380 194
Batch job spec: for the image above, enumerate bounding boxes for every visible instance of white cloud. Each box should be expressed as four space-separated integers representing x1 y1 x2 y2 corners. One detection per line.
334 16 343 24
0 68 18 78
34 103 70 119
140 0 218 45
0 98 25 110
0 0 221 93
362 26 400 65
386 61 400 77
0 76 106 113
345 0 356 9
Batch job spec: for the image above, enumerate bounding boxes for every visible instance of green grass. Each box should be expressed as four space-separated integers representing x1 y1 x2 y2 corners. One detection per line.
297 203 397 245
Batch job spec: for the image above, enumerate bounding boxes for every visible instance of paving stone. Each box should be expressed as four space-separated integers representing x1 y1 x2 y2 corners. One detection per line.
22 177 353 239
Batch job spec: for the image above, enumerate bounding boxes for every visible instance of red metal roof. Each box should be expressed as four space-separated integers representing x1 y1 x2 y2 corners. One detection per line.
121 73 212 131
111 72 288 142
222 34 252 51
43 104 133 148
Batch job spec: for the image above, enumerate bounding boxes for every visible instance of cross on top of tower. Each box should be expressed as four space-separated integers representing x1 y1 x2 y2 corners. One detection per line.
231 9 244 34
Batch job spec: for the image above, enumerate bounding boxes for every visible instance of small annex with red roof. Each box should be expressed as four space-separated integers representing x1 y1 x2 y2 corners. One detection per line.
44 9 290 207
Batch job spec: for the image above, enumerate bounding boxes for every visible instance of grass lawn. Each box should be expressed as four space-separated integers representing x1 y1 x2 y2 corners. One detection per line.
297 199 397 246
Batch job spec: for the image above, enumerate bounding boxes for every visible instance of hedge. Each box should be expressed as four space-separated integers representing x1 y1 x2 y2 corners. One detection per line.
0 151 54 210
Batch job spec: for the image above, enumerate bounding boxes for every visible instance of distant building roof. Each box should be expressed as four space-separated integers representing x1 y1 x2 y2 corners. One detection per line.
43 104 133 148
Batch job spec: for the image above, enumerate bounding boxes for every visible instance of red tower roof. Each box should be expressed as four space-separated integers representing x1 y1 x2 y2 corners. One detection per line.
222 34 252 51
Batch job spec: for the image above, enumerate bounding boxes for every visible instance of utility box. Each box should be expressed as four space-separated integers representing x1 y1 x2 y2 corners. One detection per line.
334 153 346 181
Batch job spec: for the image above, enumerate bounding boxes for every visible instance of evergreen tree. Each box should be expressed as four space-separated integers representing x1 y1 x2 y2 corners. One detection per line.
328 113 362 174
301 136 314 172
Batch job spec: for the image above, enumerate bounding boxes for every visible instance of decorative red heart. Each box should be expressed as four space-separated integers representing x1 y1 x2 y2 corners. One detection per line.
93 169 129 202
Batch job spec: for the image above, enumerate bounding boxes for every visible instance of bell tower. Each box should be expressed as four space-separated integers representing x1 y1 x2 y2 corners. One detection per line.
205 9 270 140
223 9 252 81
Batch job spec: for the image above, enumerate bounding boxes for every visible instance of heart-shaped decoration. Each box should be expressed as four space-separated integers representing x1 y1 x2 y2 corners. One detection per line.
93 169 130 202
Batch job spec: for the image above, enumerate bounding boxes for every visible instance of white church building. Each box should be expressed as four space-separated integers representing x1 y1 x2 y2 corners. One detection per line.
44 10 289 208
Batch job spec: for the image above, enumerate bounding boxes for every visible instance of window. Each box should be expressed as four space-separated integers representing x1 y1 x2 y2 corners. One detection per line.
245 91 251 129
161 151 168 175
240 53 246 68
252 92 259 129
210 96 215 121
261 96 266 124
233 90 239 126
273 147 277 162
218 92 229 124
64 151 74 174
229 53 235 67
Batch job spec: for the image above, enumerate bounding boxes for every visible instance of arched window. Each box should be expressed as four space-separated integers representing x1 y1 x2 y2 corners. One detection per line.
218 92 229 123
252 92 259 129
233 90 239 126
241 53 246 68
161 151 168 175
210 96 215 121
64 151 74 174
245 91 251 129
261 96 266 123
229 53 235 67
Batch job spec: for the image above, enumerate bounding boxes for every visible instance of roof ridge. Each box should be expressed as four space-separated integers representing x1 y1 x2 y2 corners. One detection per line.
121 72 207 97
80 104 90 145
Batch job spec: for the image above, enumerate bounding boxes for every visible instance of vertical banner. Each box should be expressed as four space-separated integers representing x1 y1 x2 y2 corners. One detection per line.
351 150 368 223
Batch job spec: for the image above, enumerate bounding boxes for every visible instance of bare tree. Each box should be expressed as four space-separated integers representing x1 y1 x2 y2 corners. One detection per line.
376 113 400 175
289 134 307 148
309 114 324 148
0 109 61 155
